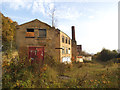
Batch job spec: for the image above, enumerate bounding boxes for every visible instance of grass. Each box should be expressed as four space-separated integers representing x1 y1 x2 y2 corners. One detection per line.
2 51 119 88
65 62 119 88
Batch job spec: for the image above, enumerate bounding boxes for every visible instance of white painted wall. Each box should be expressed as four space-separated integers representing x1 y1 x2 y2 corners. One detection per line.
62 57 71 64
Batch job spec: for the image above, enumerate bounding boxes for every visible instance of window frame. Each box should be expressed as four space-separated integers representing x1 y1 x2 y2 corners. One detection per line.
62 47 64 54
66 37 67 44
66 47 68 54
25 28 35 38
68 48 70 54
69 39 70 44
62 36 64 43
27 28 34 32
38 29 46 38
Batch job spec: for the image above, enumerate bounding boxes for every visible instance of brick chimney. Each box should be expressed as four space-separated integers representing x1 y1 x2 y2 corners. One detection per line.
71 26 77 60
72 26 76 41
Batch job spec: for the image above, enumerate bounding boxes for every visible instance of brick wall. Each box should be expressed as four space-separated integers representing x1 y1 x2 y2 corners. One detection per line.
16 19 60 62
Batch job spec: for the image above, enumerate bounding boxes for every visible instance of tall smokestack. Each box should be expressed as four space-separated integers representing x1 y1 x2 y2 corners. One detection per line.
72 26 75 41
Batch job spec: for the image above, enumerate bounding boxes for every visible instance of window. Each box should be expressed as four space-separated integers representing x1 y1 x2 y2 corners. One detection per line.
62 47 64 54
26 29 34 37
39 29 46 38
66 48 68 54
68 48 70 54
27 29 34 32
69 39 70 44
62 36 64 43
66 37 67 44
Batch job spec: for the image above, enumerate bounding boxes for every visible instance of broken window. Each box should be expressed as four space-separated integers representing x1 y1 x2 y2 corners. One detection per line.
39 29 46 38
66 37 67 44
62 36 64 43
26 29 34 37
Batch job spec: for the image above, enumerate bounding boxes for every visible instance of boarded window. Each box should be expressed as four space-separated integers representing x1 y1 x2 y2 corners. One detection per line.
26 29 34 37
39 29 46 38
62 36 64 43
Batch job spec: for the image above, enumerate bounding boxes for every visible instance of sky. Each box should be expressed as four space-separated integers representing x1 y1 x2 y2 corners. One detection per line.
0 0 119 54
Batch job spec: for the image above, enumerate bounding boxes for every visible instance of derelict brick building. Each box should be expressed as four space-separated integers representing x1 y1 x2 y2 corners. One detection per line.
16 19 78 63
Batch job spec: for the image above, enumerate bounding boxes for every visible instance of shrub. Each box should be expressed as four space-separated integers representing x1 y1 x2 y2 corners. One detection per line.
2 52 49 88
94 48 118 62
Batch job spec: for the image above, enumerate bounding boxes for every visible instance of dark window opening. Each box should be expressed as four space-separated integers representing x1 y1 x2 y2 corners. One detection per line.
66 37 67 44
27 29 34 32
69 39 70 44
39 29 46 38
62 36 64 43
62 47 64 54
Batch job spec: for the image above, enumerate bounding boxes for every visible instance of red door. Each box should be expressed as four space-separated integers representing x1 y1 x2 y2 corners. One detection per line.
29 47 44 64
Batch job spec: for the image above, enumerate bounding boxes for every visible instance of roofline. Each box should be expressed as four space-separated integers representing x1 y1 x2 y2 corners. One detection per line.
17 19 51 28
60 30 71 39
17 19 72 39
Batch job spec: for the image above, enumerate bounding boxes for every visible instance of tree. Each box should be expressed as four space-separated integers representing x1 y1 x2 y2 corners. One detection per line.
47 3 57 27
93 48 118 61
1 12 18 51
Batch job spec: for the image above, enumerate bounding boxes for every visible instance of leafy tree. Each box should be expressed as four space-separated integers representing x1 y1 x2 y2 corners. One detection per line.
93 48 118 61
1 12 18 51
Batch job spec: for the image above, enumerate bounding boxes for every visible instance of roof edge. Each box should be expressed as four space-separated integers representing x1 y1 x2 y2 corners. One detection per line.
18 19 51 27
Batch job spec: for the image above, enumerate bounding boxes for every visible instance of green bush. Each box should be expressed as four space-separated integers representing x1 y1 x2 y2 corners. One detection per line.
2 53 49 88
93 48 118 62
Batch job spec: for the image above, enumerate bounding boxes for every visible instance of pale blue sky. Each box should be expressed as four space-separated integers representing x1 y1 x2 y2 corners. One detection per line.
0 0 119 54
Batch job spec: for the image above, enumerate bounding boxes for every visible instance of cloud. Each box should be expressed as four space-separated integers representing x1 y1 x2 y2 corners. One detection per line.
88 15 94 19
1 0 83 20
9 0 25 10
55 6 83 20
1 0 32 10
31 0 55 16
31 0 84 21
49 3 54 10
32 1 45 15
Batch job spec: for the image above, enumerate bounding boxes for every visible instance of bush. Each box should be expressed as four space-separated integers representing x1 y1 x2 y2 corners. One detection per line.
2 53 49 88
94 48 118 62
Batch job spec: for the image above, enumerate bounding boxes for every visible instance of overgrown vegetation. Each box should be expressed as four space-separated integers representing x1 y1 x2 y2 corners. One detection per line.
1 13 119 88
1 12 17 51
2 50 119 88
93 48 118 62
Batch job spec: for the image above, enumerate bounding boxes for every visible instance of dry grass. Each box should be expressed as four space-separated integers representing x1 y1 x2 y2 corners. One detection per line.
61 61 119 88
2 50 119 88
